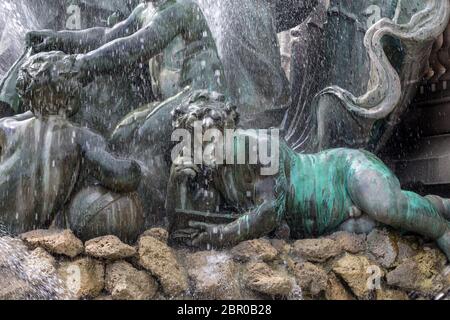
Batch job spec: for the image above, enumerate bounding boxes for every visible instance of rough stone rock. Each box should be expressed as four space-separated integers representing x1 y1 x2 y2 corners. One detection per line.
332 253 383 299
367 229 398 268
443 266 450 289
184 251 241 299
328 231 366 254
293 238 342 262
292 262 328 297
0 237 28 267
376 288 409 300
94 295 114 300
85 235 136 260
395 237 419 265
141 228 169 243
0 237 63 300
106 261 158 300
231 239 278 263
270 239 292 255
20 229 84 258
386 248 447 295
58 257 105 299
28 247 57 276
137 236 188 297
0 274 33 300
243 262 293 297
325 272 354 300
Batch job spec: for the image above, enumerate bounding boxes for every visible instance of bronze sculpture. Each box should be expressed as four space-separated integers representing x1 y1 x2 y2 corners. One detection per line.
167 91 450 261
285 0 450 154
0 52 142 234
0 0 449 263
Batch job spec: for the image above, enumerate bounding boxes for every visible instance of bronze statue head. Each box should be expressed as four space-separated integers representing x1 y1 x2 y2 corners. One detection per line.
16 51 82 118
172 90 239 132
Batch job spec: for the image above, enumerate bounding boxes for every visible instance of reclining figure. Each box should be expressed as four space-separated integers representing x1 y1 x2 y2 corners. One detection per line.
168 91 450 261
0 52 141 234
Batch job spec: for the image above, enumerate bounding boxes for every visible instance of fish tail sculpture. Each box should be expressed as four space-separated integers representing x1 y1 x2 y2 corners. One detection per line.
312 0 450 152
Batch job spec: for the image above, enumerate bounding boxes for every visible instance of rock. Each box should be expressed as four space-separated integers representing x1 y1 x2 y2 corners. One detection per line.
328 231 366 254
58 258 105 299
270 239 292 255
0 237 29 267
0 237 64 300
20 229 84 258
184 251 241 299
28 247 57 276
85 235 136 260
105 261 158 300
94 295 114 300
231 239 278 263
395 237 419 265
386 248 447 295
0 274 33 300
386 260 423 292
292 262 328 297
367 229 398 268
243 262 293 297
376 288 409 300
325 273 354 300
443 265 450 288
141 228 169 243
293 238 342 262
137 236 188 297
332 253 383 299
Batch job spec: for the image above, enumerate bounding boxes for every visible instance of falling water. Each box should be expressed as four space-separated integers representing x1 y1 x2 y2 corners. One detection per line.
0 0 47 76
0 224 70 300
195 0 290 116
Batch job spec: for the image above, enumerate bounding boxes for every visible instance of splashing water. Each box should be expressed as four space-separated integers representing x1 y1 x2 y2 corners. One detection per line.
195 0 290 115
0 224 70 300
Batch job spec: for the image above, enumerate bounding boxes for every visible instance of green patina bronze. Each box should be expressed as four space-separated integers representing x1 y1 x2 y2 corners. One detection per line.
168 91 450 260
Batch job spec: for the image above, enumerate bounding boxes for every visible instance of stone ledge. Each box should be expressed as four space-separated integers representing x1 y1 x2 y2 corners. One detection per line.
1 228 449 300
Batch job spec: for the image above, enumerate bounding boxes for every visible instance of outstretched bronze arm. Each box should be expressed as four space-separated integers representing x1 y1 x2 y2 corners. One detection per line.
190 176 280 248
76 128 142 193
27 4 146 54
75 3 187 76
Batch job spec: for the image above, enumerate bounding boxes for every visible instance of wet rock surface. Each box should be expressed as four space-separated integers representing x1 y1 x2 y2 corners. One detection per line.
325 272 354 300
58 257 105 299
85 235 136 260
231 239 278 263
137 236 188 297
367 229 398 268
183 251 241 300
292 262 328 297
386 248 448 295
2 227 450 300
243 262 294 297
328 231 366 254
20 229 84 258
332 253 382 299
141 228 169 244
106 261 158 300
293 238 342 262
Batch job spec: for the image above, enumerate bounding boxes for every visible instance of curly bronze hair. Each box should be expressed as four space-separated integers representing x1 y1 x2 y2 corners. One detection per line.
16 51 82 117
171 90 239 131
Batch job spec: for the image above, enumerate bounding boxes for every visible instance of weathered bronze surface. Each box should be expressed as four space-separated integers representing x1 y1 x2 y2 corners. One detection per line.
285 0 450 155
0 0 450 257
167 92 450 260
0 52 141 235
